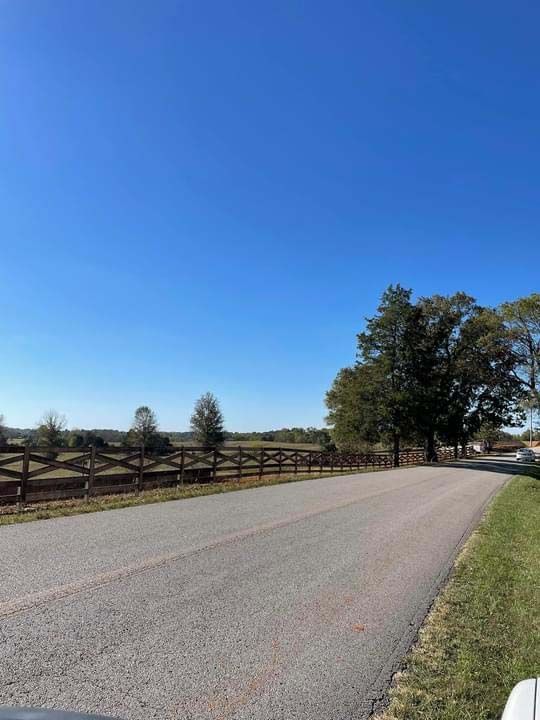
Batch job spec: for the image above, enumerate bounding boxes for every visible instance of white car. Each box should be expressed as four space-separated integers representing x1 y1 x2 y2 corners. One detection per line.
515 447 537 462
502 677 539 719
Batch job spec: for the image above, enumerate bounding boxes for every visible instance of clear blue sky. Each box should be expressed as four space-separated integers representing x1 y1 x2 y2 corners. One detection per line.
1 1 539 432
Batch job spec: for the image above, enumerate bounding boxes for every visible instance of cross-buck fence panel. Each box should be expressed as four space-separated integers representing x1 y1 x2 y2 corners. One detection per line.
0 444 473 508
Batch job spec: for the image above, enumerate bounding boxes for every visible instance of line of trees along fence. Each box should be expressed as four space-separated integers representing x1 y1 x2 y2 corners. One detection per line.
0 444 473 508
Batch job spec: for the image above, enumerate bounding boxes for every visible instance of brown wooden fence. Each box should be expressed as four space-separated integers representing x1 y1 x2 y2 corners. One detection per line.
0 444 472 509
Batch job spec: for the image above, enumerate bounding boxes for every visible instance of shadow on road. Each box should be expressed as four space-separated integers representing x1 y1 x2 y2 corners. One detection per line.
436 455 540 478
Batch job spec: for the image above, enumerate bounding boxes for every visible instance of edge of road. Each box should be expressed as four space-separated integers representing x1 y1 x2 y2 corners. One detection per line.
363 463 518 717
0 454 509 528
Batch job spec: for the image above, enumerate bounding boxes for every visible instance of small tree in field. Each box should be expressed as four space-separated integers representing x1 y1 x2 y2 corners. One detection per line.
124 406 171 453
190 393 225 447
129 406 159 446
36 410 67 449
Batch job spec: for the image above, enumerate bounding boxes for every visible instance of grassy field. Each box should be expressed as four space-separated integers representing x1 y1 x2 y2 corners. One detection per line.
5 439 322 449
0 467 369 526
222 440 321 449
377 466 540 720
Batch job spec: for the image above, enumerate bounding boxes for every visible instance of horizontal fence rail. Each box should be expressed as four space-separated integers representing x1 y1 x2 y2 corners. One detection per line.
0 444 473 509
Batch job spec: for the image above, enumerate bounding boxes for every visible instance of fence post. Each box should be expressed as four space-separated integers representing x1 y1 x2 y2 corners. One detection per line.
238 446 243 482
212 448 218 484
137 444 145 493
308 451 312 474
259 448 264 480
319 452 324 475
86 445 96 501
179 447 185 486
278 448 282 476
294 451 298 475
20 445 30 508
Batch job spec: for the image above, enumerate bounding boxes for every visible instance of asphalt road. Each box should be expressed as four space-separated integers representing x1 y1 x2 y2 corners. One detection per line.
0 457 518 720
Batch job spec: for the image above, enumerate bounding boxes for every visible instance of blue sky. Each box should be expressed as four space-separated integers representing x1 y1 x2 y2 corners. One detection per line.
1 1 539 431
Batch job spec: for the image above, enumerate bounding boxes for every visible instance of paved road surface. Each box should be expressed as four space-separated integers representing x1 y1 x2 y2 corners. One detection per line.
0 457 518 720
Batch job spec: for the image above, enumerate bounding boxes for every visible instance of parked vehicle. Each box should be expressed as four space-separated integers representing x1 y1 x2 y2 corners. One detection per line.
502 677 539 719
515 448 537 462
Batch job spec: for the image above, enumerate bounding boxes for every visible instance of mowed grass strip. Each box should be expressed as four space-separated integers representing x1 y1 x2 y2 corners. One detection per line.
0 468 370 526
378 468 540 720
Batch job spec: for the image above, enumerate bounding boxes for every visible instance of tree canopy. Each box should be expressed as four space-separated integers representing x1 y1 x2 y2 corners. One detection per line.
124 405 172 453
499 293 540 441
499 293 540 394
190 393 225 447
35 410 67 448
326 286 525 461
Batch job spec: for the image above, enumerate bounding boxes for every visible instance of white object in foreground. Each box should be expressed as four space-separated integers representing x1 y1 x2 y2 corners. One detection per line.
501 678 539 720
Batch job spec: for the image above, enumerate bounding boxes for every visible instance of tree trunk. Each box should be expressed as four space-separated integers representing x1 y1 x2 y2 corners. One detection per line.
425 431 437 462
453 442 459 459
393 433 400 467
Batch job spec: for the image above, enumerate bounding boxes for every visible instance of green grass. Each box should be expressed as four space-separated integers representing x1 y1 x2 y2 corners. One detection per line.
378 467 540 720
0 468 365 526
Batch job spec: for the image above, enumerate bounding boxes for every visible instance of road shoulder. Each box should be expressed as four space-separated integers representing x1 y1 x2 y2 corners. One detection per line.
375 466 540 720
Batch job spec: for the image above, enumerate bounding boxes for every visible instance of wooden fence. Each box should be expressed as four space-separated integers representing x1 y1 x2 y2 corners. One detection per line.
0 444 472 509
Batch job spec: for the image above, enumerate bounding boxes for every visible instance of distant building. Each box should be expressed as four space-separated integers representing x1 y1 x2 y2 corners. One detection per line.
472 440 488 453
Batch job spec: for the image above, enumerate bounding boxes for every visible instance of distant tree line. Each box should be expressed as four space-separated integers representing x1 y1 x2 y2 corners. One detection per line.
0 392 227 452
225 427 333 448
0 421 126 447
0 395 334 451
326 287 540 462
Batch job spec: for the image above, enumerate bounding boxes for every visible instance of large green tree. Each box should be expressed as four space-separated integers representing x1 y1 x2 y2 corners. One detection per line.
499 293 540 443
500 293 540 391
326 287 523 462
356 285 421 464
326 365 382 452
327 286 420 462
190 393 225 447
420 297 522 456
413 293 481 459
